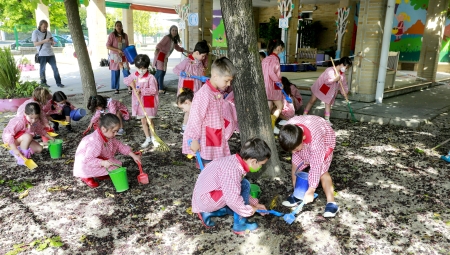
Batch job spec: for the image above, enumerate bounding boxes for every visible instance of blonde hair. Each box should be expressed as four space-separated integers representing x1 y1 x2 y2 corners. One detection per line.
32 87 51 106
399 12 411 22
211 57 236 77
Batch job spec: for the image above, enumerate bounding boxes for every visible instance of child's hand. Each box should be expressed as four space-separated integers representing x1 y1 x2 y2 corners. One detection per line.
190 140 200 153
102 160 113 169
334 75 341 82
12 149 22 157
131 153 141 164
254 204 268 215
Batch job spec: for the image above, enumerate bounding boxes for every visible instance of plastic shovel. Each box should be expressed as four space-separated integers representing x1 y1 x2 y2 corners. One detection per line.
275 82 293 103
187 139 204 171
1 144 38 170
47 132 58 137
256 209 285 217
135 151 149 185
180 72 210 83
53 120 70 126
283 193 318 225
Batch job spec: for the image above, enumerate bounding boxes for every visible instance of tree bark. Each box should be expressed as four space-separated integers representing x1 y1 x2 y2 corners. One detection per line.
220 0 282 178
64 0 97 105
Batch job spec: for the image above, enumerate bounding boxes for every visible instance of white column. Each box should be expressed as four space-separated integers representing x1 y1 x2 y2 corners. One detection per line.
122 9 134 45
375 0 395 104
87 0 108 65
35 2 50 29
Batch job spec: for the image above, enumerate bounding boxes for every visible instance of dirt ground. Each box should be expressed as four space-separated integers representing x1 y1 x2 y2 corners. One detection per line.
0 90 449 255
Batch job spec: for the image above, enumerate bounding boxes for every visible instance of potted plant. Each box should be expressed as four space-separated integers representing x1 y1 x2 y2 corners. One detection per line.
0 48 41 112
18 56 35 71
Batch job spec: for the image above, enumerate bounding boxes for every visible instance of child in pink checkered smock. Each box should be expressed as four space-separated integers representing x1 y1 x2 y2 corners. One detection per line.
303 56 352 125
176 88 194 135
278 77 303 121
182 57 237 167
124 54 160 149
73 113 141 189
16 87 52 129
87 95 130 136
279 115 339 218
262 39 285 129
43 91 76 133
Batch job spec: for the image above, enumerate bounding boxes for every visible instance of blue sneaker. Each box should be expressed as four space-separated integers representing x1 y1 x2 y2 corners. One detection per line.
441 155 450 163
323 202 339 218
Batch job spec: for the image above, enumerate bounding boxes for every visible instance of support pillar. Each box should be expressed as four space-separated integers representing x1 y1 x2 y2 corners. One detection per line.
188 0 212 52
87 0 108 66
352 0 387 102
340 0 356 57
35 1 50 29
287 0 300 63
180 0 189 55
122 9 134 45
417 0 450 83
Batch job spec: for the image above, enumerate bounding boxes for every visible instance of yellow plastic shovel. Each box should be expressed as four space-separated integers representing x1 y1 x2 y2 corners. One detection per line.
52 120 70 125
47 132 59 137
1 144 38 170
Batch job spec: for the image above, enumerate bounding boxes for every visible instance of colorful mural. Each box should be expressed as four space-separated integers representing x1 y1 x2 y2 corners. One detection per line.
389 0 450 62
212 10 227 47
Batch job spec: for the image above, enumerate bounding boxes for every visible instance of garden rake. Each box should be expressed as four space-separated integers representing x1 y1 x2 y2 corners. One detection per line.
131 81 170 152
330 57 358 122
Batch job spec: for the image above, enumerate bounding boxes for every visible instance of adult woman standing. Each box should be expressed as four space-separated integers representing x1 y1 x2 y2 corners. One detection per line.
106 21 131 94
154 25 189 94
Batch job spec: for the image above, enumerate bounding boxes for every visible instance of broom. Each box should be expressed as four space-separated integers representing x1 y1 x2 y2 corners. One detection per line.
330 58 358 122
131 81 170 152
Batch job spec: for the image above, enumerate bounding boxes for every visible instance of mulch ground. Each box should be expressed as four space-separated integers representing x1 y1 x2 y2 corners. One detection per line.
0 90 449 255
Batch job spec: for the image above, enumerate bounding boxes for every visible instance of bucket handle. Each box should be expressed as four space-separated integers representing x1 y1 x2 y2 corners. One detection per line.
106 163 122 172
294 162 305 175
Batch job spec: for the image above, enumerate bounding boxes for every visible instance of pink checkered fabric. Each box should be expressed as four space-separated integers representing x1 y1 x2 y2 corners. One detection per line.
16 98 49 127
2 116 47 146
310 67 348 105
124 71 159 118
262 54 283 101
173 55 206 95
90 99 130 125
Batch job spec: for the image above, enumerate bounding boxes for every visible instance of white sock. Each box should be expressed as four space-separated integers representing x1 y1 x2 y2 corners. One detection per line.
145 136 151 141
182 124 186 131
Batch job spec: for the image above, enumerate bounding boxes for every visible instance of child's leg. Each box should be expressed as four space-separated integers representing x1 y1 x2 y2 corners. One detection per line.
324 104 332 120
183 111 189 126
141 118 150 138
320 172 335 203
17 133 33 151
303 94 318 115
272 100 283 118
62 106 71 122
29 140 43 154
240 179 251 205
116 111 124 129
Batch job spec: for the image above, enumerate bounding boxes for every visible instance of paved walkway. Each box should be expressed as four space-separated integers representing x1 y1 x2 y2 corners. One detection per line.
15 49 450 128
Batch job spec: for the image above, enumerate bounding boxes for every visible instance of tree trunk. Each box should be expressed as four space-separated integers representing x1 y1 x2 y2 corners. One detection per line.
64 0 97 105
220 0 282 178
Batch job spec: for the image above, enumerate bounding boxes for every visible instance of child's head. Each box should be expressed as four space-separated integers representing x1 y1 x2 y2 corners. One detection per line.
99 113 120 139
337 56 352 72
259 51 266 62
239 137 271 173
24 102 41 124
52 91 67 104
281 76 292 96
134 54 151 71
177 88 194 113
87 95 107 113
267 39 285 55
32 87 51 106
210 57 236 91
279 124 305 152
193 40 209 62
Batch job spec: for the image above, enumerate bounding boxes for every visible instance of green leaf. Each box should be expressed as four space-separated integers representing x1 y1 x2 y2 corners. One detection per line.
49 239 63 248
29 239 40 247
0 179 5 184
37 242 48 251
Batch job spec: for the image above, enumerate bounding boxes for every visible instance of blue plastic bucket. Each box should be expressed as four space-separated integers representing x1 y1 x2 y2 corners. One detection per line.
70 108 86 121
123 45 137 64
293 172 309 200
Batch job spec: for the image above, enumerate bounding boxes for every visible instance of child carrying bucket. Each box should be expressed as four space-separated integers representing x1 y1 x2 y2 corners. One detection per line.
43 91 76 132
124 54 160 148
192 138 270 235
87 95 130 136
182 57 237 166
278 115 338 217
3 102 55 166
176 88 194 135
73 113 141 189
16 87 52 130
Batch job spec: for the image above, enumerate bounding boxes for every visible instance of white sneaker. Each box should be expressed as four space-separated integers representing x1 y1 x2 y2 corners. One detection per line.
141 137 151 148
151 137 160 147
278 120 288 126
326 119 333 126
274 126 280 135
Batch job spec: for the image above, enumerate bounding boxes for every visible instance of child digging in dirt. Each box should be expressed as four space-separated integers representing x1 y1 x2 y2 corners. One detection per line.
3 102 55 166
176 88 194 135
182 57 237 167
73 113 141 188
279 115 339 217
16 87 52 130
86 95 130 135
124 54 160 148
192 137 270 235
43 91 76 133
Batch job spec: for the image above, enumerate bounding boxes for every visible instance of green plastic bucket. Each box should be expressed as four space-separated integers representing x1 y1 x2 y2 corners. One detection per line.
48 139 63 159
250 184 261 199
108 167 129 192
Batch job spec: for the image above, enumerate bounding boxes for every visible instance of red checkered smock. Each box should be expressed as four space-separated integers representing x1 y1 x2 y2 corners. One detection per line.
286 115 336 188
192 154 259 217
42 100 76 116
182 80 233 161
124 71 159 118
73 128 132 178
310 67 348 105
173 54 205 95
2 116 47 146
290 84 303 111
17 98 49 126
262 53 283 101
153 35 184 71
281 98 295 120
90 98 130 125
223 90 239 133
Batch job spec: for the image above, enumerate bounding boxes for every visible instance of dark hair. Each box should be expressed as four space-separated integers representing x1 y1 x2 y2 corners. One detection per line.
167 25 181 44
134 54 151 69
87 95 108 113
25 102 41 115
281 77 292 96
52 91 68 103
267 39 285 55
239 137 271 161
38 20 48 31
259 52 266 59
279 124 304 152
211 57 236 77
113 21 127 38
177 88 194 104
338 56 352 67
194 40 209 54
100 113 120 130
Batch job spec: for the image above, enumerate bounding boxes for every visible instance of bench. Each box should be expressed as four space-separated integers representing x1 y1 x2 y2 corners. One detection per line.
385 51 399 89
297 48 317 64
